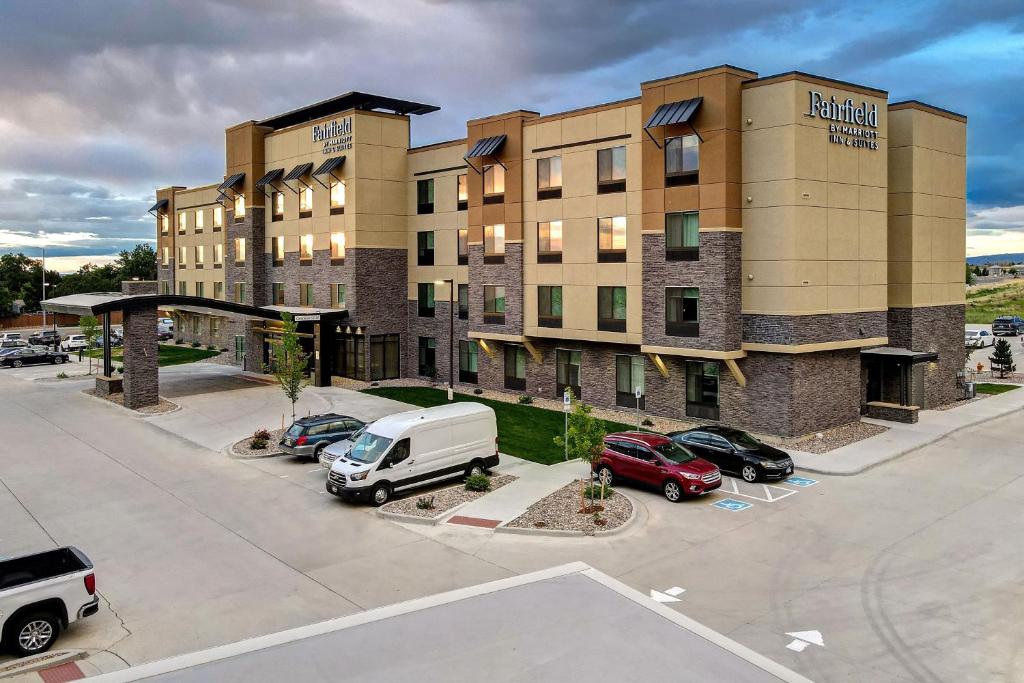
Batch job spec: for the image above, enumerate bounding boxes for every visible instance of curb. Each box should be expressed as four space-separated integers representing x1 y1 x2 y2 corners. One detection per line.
493 491 641 538
80 389 181 418
0 649 85 678
376 501 470 526
225 443 288 460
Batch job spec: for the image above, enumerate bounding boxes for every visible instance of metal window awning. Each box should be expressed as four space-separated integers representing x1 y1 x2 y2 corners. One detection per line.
217 172 245 192
643 96 703 148
254 168 285 198
283 163 314 181
465 135 506 160
147 199 168 216
312 156 345 189
861 347 938 364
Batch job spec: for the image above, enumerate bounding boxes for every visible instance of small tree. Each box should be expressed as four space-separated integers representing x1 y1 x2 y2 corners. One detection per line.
80 315 100 374
965 264 976 286
989 338 1016 378
553 389 607 507
268 312 309 422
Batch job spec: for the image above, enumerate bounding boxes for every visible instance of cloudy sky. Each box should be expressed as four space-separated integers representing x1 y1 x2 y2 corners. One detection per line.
0 0 1022 271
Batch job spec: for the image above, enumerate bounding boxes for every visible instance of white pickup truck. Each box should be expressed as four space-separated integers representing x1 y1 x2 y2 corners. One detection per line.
1 547 98 656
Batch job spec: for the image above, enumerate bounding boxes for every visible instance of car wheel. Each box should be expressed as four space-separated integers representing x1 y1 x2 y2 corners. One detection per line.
465 460 486 478
370 483 390 507
8 612 59 656
597 466 614 486
53 356 63 364
312 443 326 462
12 360 22 368
663 480 682 503
741 465 758 483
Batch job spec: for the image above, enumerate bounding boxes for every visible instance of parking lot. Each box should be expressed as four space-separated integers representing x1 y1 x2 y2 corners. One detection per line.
1 364 1022 682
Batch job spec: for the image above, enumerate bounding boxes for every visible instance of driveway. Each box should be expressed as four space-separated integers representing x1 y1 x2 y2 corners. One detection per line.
964 323 1024 373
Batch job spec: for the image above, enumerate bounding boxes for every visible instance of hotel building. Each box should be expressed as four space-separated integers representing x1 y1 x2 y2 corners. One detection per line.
152 65 967 436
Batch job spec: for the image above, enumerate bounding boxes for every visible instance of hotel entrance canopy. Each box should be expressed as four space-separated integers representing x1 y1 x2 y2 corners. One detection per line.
42 293 348 324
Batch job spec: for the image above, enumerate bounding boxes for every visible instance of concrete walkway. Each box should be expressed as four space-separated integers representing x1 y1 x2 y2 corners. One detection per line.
452 456 590 526
791 385 1024 475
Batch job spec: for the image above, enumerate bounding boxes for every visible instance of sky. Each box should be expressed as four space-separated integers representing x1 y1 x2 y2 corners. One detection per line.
0 0 1022 272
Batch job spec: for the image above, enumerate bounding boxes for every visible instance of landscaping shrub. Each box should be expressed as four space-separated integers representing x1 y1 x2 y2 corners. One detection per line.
583 483 614 499
250 427 272 450
191 341 201 348
175 338 183 345
415 496 435 510
464 473 491 492
473 388 483 395
207 344 217 351
518 394 533 404
641 418 654 427
56 371 68 379
253 427 272 441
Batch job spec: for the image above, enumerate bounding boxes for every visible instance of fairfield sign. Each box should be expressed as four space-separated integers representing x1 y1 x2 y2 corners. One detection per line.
806 91 880 150
312 117 353 155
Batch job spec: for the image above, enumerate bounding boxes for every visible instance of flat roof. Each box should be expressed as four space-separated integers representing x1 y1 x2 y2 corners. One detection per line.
90 563 809 683
368 402 493 439
257 92 439 130
42 294 348 323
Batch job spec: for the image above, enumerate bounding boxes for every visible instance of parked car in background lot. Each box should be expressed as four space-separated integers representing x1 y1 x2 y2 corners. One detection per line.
158 318 174 333
61 334 90 351
0 332 23 342
1 339 28 350
965 329 995 348
157 330 174 341
320 422 371 469
992 315 1024 336
279 414 366 461
0 546 98 657
669 426 793 482
28 330 61 346
1 347 69 368
596 432 721 502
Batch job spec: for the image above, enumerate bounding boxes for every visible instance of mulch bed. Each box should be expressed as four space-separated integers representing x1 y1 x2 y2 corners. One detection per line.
765 420 888 454
381 474 517 519
84 389 178 415
933 395 989 411
230 428 287 457
507 481 632 536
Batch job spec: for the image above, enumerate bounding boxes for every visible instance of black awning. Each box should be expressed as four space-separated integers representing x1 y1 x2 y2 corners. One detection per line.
644 97 703 129
283 163 314 182
255 168 284 187
217 172 245 192
313 156 345 177
465 135 507 159
148 199 168 214
216 192 229 203
861 347 938 364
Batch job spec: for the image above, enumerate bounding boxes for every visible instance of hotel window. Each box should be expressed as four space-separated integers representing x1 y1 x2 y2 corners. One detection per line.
210 317 220 338
597 145 626 194
686 361 719 420
195 281 205 298
665 287 699 337
418 282 435 317
504 344 527 390
272 283 285 305
369 333 401 381
299 234 313 263
234 335 245 363
192 316 199 336
272 191 285 222
194 209 204 233
213 206 223 230
213 281 224 300
538 285 562 328
272 235 285 266
416 231 434 266
299 186 313 218
459 340 478 384
537 156 562 200
457 229 468 265
160 214 169 235
597 216 627 262
556 349 582 401
194 245 204 268
331 284 346 309
483 224 505 264
666 211 699 261
234 193 246 220
615 355 645 409
457 284 468 320
330 179 345 214
418 337 437 378
482 164 504 204
299 283 314 307
457 174 468 211
214 243 223 268
331 232 345 264
483 285 505 325
234 238 246 265
178 211 186 234
665 135 699 186
178 246 187 268
597 286 627 332
160 280 170 295
234 282 246 304
417 179 434 214
178 281 187 296
537 221 563 263
161 246 169 267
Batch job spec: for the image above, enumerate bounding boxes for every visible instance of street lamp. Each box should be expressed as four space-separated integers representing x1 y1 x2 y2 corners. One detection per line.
435 278 455 401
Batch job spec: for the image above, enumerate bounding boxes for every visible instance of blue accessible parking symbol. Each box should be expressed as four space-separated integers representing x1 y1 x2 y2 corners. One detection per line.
712 498 753 512
785 476 818 488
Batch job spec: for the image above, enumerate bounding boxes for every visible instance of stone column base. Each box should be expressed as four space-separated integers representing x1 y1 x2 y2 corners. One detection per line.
864 401 919 423
95 375 123 396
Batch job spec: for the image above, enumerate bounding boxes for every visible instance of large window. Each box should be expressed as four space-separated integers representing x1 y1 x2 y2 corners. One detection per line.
272 283 285 305
178 246 187 267
457 229 469 265
178 211 186 234
483 164 504 203
299 283 314 307
299 186 313 218
213 206 223 230
300 234 313 263
598 216 627 262
234 238 245 265
214 243 223 268
417 231 435 266
331 284 346 309
336 333 366 380
459 340 478 384
457 174 468 211
160 214 169 235
538 285 562 328
686 361 719 420
369 334 400 381
616 355 645 409
458 284 469 320
504 344 527 390
665 135 699 186
556 349 582 400
330 179 345 214
194 281 205 298
234 335 245 364
178 281 187 296
272 235 284 266
161 246 169 267
597 146 626 193
598 286 627 332
234 282 246 304
484 224 505 264
418 337 437 378
272 191 284 221
483 285 505 324
418 282 435 317
194 209 204 233
537 156 562 200
666 211 699 260
194 245 204 268
537 221 563 263
331 232 345 264
417 179 434 214
234 194 246 220
214 281 224 300
666 287 699 337
160 280 170 295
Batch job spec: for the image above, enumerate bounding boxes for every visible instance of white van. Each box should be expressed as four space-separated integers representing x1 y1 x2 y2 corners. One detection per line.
326 403 498 506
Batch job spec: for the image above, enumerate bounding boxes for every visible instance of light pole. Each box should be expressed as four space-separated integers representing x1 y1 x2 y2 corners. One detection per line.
40 246 47 330
436 278 455 401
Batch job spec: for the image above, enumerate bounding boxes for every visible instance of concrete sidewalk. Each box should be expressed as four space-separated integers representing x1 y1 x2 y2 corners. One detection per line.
791 386 1024 475
452 456 590 525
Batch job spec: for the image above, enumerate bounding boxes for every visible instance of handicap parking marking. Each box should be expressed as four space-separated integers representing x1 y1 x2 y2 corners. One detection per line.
784 476 818 488
718 478 798 503
712 498 753 512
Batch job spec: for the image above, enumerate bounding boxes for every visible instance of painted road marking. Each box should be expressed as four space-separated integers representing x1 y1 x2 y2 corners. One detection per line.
718 478 797 503
664 586 686 597
785 476 818 487
649 588 683 603
786 629 825 653
712 498 753 512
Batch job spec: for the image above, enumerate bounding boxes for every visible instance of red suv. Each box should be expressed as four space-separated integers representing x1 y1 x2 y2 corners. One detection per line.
597 432 721 502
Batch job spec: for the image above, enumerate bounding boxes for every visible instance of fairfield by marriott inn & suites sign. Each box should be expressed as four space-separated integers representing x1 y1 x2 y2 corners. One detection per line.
312 117 353 155
806 91 879 150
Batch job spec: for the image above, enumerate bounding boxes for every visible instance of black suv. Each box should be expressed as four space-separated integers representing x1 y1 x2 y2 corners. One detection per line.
279 414 365 460
992 316 1024 336
28 330 62 346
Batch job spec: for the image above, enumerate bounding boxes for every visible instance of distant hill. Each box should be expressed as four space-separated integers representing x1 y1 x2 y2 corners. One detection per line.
967 253 1024 265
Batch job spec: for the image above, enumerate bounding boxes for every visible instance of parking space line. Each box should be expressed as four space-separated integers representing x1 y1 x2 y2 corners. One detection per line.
717 478 798 503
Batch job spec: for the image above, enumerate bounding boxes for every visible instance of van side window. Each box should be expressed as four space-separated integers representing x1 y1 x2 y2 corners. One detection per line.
389 438 410 465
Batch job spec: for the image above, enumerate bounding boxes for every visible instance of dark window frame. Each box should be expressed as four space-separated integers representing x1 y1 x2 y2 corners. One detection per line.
457 284 469 320
418 336 437 379
537 285 562 328
555 348 582 401
597 146 627 194
483 164 505 204
597 216 627 263
417 230 435 266
457 228 469 266
484 224 505 265
504 344 526 390
369 333 401 381
272 236 284 267
665 211 700 261
537 155 562 200
457 174 468 211
272 191 285 222
459 340 478 384
597 286 627 333
665 287 699 337
665 134 699 187
417 282 436 318
483 285 506 325
615 354 645 409
686 361 719 420
537 220 563 264
417 178 434 215
271 283 285 306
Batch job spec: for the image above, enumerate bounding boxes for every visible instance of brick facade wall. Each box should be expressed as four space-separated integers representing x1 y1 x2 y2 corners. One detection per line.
225 207 266 306
405 300 470 385
121 307 159 409
468 243 523 336
265 248 352 312
742 311 888 345
888 304 965 407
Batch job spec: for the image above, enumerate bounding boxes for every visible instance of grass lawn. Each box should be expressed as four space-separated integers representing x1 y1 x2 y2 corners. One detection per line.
966 280 1024 324
362 386 636 465
975 383 1020 395
87 343 220 367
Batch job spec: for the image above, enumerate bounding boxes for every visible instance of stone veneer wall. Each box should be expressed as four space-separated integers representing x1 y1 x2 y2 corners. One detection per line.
157 260 175 294
265 248 353 312
406 300 470 385
225 207 266 307
742 311 888 345
350 247 408 377
642 232 742 350
887 304 965 408
172 313 244 358
121 306 159 409
468 243 523 336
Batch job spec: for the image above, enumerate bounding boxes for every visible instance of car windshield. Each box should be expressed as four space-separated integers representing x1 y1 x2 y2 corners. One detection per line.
346 432 394 464
285 424 305 437
654 441 697 463
728 430 762 449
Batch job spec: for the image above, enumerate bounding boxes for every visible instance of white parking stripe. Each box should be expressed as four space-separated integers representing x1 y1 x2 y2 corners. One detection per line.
717 478 798 503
